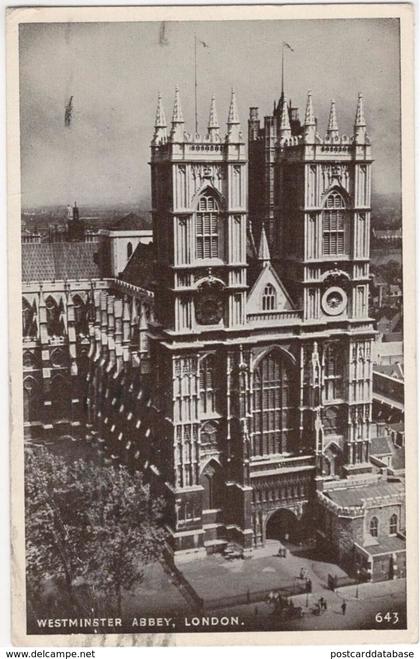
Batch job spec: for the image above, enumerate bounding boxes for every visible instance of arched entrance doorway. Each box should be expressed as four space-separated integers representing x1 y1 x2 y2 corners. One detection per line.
266 509 300 543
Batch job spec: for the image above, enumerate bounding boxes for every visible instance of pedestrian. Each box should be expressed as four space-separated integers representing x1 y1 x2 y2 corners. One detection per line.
323 600 328 611
300 567 305 579
341 601 347 615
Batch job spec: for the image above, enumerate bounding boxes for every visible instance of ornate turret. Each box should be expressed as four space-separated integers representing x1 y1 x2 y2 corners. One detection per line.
354 92 367 144
327 99 339 139
152 92 167 145
303 90 316 143
279 95 291 140
226 89 242 142
169 86 185 142
207 95 220 141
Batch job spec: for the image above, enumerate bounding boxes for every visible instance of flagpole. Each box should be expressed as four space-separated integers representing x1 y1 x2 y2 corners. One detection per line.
194 34 198 134
281 43 285 98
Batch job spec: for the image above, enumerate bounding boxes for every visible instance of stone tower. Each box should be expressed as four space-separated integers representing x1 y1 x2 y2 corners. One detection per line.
273 91 375 476
149 88 249 554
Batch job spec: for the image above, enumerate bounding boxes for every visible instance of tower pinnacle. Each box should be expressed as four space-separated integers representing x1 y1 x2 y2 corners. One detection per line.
304 90 316 126
152 92 167 144
327 99 339 138
208 95 220 140
279 95 291 140
226 89 242 142
170 86 185 142
354 92 367 144
258 225 271 266
303 90 316 143
354 92 366 127
228 89 240 124
155 92 167 127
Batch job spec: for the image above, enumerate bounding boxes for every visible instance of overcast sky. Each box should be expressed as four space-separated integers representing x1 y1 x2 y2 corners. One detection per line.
19 18 400 208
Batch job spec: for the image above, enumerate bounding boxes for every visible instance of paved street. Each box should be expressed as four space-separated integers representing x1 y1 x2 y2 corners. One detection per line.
222 578 407 631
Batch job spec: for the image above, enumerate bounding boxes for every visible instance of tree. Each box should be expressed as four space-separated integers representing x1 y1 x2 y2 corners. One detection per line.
25 447 166 618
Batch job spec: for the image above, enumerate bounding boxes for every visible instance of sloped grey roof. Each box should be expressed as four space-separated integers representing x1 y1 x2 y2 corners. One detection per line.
22 243 101 282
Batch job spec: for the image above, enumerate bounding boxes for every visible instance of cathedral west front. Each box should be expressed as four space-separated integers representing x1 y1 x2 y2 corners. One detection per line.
21 86 406 583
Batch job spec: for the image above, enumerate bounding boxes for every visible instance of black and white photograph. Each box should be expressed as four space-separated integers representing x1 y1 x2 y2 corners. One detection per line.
6 3 417 646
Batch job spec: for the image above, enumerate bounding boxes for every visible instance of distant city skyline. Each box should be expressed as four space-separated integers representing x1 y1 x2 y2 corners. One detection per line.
19 18 401 208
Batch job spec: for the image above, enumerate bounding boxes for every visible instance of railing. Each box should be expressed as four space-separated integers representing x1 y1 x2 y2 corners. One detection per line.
205 580 307 611
247 310 302 324
250 455 315 473
48 336 66 346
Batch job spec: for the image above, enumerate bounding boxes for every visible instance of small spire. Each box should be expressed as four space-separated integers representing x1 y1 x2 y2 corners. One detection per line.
355 92 366 127
208 95 219 129
155 92 167 128
304 90 315 126
170 85 185 142
279 95 291 138
327 99 339 137
303 90 316 143
172 85 184 124
208 95 220 141
258 225 271 265
152 92 167 145
354 92 367 144
226 89 242 143
227 89 240 125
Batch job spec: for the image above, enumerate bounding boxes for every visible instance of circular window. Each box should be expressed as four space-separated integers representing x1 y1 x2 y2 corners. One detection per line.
321 286 347 316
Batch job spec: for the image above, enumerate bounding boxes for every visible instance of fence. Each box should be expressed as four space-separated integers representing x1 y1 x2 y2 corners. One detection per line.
205 580 307 611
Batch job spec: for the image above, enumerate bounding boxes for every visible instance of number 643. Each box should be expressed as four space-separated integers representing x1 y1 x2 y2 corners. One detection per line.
375 612 399 624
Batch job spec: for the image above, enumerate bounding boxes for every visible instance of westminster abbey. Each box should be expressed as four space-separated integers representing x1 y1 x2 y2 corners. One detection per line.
21 87 406 583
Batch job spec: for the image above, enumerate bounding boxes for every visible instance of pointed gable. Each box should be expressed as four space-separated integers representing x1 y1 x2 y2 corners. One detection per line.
246 263 294 316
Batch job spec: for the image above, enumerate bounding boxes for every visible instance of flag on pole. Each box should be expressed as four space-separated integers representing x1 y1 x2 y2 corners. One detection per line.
64 96 73 127
283 41 294 52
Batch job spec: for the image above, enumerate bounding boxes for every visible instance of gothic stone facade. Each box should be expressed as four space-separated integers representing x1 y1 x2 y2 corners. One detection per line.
21 88 405 578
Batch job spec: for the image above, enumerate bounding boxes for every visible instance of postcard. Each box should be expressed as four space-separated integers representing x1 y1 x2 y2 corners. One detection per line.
7 3 417 646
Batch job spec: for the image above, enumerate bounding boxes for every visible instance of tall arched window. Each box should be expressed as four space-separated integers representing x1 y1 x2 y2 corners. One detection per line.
45 296 64 337
252 350 295 457
200 461 223 510
196 194 219 259
389 514 398 535
23 376 41 422
22 298 37 338
324 343 343 400
262 284 276 311
73 295 88 336
199 354 217 415
369 516 379 537
127 242 133 258
322 191 347 256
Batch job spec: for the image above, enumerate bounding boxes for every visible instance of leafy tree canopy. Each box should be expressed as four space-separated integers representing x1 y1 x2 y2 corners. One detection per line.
25 447 166 617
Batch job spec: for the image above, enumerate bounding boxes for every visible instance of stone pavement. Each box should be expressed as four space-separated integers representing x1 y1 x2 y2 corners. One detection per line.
177 540 349 605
